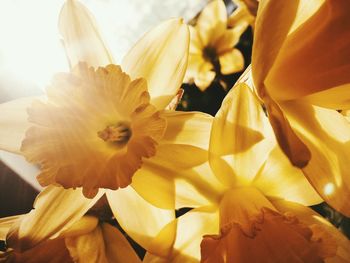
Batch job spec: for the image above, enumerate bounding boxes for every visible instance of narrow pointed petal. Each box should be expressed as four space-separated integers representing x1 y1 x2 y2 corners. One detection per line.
59 0 113 68
106 187 174 253
160 111 213 150
7 186 103 251
209 83 275 187
219 49 244 75
0 97 40 153
272 199 350 263
122 19 189 109
253 146 322 206
281 100 350 216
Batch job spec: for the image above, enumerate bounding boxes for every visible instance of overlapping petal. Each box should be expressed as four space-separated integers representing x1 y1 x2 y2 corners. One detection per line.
106 186 174 254
209 83 275 187
281 100 350 216
253 146 322 206
7 186 103 251
122 19 189 109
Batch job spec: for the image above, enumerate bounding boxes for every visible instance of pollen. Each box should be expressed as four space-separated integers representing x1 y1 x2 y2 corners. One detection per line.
98 122 132 146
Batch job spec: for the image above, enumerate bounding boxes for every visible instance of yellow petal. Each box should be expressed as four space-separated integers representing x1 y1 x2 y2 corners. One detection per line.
106 187 174 253
272 199 350 263
160 111 213 150
65 224 108 263
218 49 244 75
281 100 350 217
252 0 325 98
209 83 275 187
214 28 245 55
227 0 254 28
131 161 224 210
189 26 203 55
60 216 98 238
194 63 216 91
7 186 103 251
65 223 141 263
122 19 189 109
59 0 113 68
0 215 20 240
253 146 322 206
265 1 350 102
197 0 227 46
102 223 141 263
0 97 40 153
146 206 219 261
264 96 311 168
184 54 206 84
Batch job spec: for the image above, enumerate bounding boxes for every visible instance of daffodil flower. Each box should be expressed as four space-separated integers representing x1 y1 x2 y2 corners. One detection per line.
251 0 350 216
140 83 350 263
0 0 213 198
0 213 141 262
184 0 250 91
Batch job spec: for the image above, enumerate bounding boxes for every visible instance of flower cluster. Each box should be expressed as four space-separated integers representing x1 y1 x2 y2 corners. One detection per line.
1 0 350 262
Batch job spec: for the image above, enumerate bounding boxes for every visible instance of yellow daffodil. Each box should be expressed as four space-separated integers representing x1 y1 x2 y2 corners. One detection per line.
184 0 250 91
140 83 350 263
0 0 213 198
251 0 350 216
227 0 255 29
0 213 141 262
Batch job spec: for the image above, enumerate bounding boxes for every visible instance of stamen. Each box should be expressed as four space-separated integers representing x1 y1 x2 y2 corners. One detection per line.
98 122 132 146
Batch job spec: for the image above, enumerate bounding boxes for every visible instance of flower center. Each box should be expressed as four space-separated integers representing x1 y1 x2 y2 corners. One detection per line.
98 122 132 146
203 46 217 62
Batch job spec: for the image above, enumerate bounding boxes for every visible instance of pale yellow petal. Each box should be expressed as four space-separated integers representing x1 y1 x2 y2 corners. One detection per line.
266 1 350 102
122 19 189 109
197 0 227 46
160 110 213 150
145 206 219 262
194 63 216 91
7 186 103 251
189 26 203 55
209 83 275 187
253 146 322 206
106 187 174 254
59 0 113 68
0 97 40 153
65 224 108 263
184 54 206 84
214 28 245 55
281 100 350 216
272 199 350 263
0 215 20 240
131 161 224 210
218 49 244 75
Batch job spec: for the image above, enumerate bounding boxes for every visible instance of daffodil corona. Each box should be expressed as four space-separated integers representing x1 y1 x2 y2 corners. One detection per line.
143 84 350 263
0 0 213 198
22 64 166 198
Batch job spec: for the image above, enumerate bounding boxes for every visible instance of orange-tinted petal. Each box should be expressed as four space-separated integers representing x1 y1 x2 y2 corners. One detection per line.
22 63 166 197
281 100 350 216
